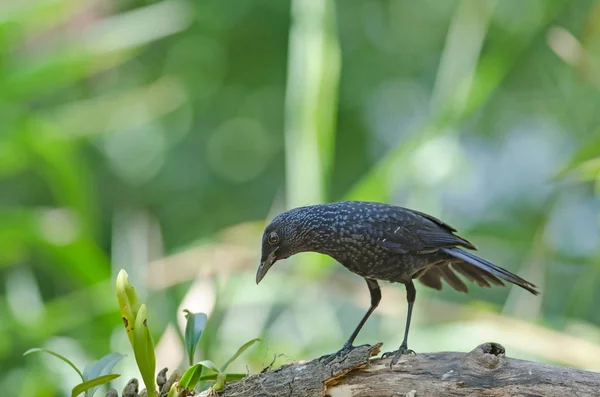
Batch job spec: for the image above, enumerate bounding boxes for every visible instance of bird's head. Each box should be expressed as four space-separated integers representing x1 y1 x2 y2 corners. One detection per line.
256 209 311 284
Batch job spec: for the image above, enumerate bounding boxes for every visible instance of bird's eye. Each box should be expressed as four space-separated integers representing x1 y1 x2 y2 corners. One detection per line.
267 231 279 245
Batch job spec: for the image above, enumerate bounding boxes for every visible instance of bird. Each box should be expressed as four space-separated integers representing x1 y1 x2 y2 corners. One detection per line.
255 200 539 365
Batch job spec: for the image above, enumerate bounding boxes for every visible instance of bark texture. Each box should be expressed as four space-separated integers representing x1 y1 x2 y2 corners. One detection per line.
202 342 600 397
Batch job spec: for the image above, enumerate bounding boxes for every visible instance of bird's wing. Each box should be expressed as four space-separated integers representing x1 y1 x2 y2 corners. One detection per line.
408 209 458 232
377 209 476 254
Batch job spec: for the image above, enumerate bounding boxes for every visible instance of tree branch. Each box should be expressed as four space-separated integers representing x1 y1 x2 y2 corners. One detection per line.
202 342 600 397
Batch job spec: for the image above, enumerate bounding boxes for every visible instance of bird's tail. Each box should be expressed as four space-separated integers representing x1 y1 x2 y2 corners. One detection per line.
441 247 539 295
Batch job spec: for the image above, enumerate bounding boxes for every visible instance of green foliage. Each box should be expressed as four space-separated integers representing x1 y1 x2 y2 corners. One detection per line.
179 356 253 393
173 323 259 392
23 349 123 397
219 338 261 374
166 383 178 397
81 353 125 397
82 353 124 383
118 271 259 395
132 304 156 396
132 304 157 397
183 310 208 366
23 348 84 381
71 375 121 397
116 270 142 347
116 270 157 397
179 360 219 391
6 0 600 395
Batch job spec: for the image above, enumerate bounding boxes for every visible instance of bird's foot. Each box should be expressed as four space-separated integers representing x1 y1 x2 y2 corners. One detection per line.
319 343 362 365
382 344 416 367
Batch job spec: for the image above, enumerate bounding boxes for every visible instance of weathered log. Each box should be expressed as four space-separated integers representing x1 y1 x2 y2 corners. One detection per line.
201 342 600 397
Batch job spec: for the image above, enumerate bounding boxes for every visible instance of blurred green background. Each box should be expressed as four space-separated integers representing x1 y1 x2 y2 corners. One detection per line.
2 0 600 395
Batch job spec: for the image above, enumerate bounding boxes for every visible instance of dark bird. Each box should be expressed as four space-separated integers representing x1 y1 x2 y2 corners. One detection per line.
256 201 539 365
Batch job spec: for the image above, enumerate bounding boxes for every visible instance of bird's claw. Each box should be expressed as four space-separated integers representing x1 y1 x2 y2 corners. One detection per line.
382 345 416 367
319 343 357 365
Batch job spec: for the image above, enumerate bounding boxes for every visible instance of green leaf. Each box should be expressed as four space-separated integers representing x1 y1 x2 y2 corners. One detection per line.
166 382 179 397
213 373 227 391
179 360 220 391
24 348 84 382
220 338 260 373
82 352 124 396
71 374 120 397
83 352 124 380
116 269 141 347
133 304 157 397
195 359 219 373
146 326 156 393
183 310 208 366
184 365 203 392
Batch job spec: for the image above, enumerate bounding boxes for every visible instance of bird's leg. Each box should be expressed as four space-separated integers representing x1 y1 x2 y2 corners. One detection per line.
343 278 381 348
383 280 417 366
320 278 381 364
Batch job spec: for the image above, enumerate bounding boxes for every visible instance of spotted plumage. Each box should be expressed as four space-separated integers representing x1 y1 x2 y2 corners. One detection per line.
256 201 539 365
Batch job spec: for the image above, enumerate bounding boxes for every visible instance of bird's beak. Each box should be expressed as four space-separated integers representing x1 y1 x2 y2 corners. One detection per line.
256 248 278 284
